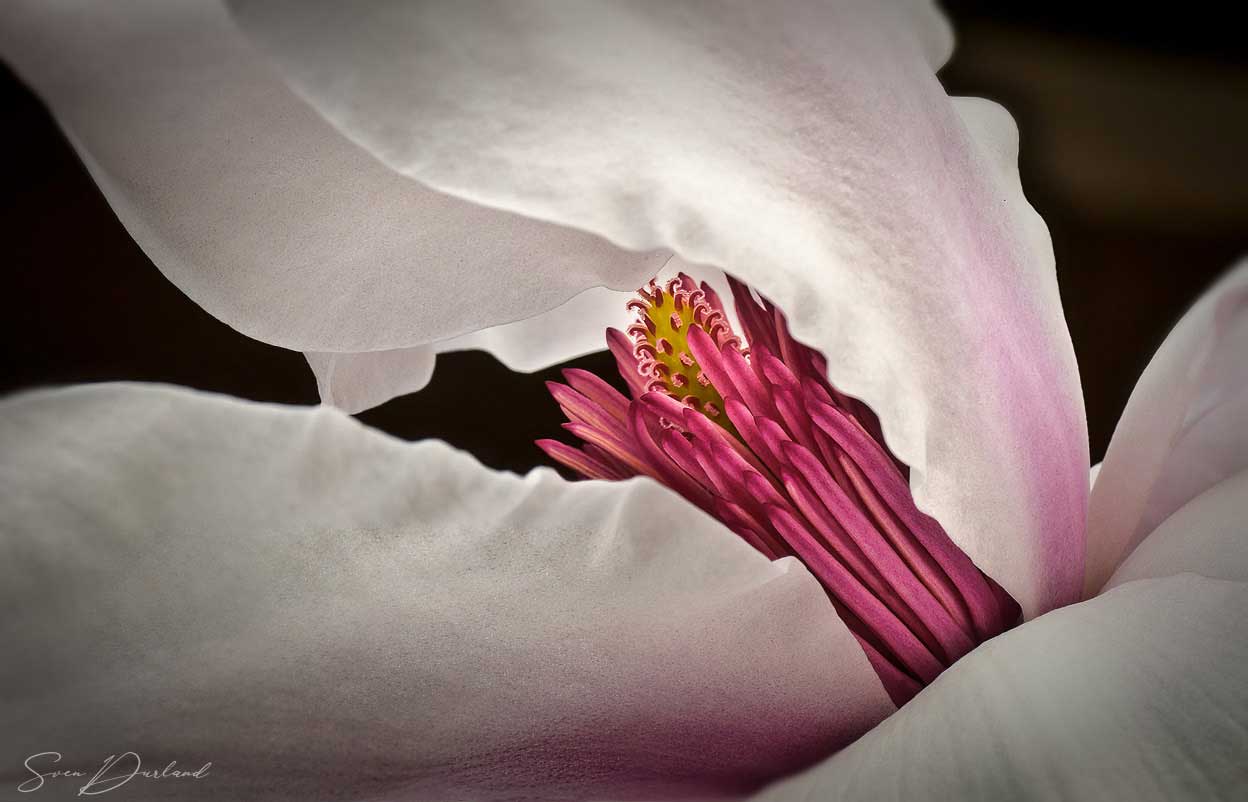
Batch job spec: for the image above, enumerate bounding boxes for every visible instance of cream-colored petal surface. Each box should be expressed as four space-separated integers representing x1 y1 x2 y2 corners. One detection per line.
307 258 741 415
754 575 1248 802
229 0 1087 617
1105 469 1248 589
0 0 667 363
1087 260 1248 594
302 281 629 413
301 281 632 415
304 348 437 416
0 383 891 801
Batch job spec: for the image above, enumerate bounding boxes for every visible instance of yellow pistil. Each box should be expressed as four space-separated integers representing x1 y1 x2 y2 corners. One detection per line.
627 275 743 435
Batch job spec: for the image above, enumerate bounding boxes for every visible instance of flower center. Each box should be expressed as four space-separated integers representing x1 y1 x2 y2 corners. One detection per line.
539 272 1020 706
624 276 741 428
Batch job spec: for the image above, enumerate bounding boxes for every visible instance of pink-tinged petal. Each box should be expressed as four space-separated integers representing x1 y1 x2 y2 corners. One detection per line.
753 575 1248 802
0 0 667 405
1087 260 1248 594
1105 469 1248 589
0 383 893 800
230 1 1086 616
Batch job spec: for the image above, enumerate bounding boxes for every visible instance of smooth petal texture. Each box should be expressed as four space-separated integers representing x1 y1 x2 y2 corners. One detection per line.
229 0 1087 617
753 575 1248 802
1105 469 1248 589
0 383 892 801
0 0 668 364
304 348 436 416
1087 259 1248 594
311 259 743 416
306 282 641 413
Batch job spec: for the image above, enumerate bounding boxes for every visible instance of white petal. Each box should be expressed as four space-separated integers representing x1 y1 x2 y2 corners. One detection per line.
1105 469 1248 589
228 0 1086 616
754 575 1248 802
0 0 666 363
304 348 436 416
433 256 732 373
0 383 892 800
303 282 632 414
309 258 734 414
1087 260 1248 594
437 283 638 373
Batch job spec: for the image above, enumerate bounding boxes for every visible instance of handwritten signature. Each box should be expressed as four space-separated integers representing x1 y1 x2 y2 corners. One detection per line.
19 752 211 795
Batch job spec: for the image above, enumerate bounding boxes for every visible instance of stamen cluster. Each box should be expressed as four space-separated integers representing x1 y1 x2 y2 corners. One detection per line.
621 274 741 425
539 273 1020 704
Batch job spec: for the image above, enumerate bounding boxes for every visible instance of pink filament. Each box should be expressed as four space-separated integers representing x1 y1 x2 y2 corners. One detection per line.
538 273 1020 705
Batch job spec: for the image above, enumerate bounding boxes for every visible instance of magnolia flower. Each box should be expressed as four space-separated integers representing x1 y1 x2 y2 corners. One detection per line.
1 2 1245 801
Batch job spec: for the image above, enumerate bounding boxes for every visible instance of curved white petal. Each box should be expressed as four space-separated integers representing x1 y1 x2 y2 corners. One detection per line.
0 0 667 363
228 0 1086 616
304 348 436 415
1087 259 1248 594
754 575 1248 802
308 258 735 415
446 257 742 371
304 282 636 414
1105 469 1248 589
0 383 891 800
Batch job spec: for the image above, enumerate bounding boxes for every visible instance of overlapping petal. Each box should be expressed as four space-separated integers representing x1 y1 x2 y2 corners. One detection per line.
307 282 645 413
0 0 668 383
752 258 1248 799
0 383 892 800
1105 470 1248 589
1086 259 1248 594
227 0 1086 616
753 575 1248 801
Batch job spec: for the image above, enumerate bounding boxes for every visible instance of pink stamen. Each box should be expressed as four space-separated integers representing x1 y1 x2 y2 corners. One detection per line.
540 273 1020 705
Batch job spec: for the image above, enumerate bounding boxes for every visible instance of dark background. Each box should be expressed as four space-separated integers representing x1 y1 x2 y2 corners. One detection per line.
2 3 1246 473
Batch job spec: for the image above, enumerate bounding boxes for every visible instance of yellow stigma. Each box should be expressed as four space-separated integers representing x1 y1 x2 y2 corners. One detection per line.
626 274 744 433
